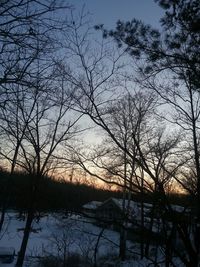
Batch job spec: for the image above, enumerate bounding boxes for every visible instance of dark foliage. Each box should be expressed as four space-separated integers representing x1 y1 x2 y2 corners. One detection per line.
98 0 200 91
0 170 117 212
39 253 93 267
0 170 189 212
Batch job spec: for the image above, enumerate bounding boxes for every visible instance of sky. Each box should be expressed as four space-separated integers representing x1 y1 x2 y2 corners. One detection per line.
70 0 163 29
63 1 164 146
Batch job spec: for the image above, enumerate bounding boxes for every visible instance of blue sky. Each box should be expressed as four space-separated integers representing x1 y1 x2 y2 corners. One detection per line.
63 1 164 145
70 0 163 28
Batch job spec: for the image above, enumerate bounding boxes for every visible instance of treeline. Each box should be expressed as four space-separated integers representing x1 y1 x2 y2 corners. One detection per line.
0 169 189 212
0 171 191 266
0 170 118 212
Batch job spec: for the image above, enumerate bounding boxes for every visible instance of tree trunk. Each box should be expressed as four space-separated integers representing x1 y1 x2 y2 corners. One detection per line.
145 202 156 257
0 204 6 232
187 84 200 266
15 209 34 267
119 226 126 261
0 146 19 233
119 138 127 261
16 175 40 267
94 228 105 267
140 171 144 259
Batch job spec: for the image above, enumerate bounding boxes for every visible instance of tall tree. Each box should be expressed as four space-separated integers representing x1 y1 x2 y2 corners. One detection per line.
0 0 70 234
100 0 200 266
14 65 81 267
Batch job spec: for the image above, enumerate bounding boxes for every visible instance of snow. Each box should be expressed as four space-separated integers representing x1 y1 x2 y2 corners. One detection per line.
0 211 181 267
83 201 102 210
0 212 135 266
111 198 138 211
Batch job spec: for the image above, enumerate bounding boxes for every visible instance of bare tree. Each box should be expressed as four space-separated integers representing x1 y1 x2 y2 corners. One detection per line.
102 2 200 264
0 0 69 89
13 66 82 266
0 0 71 236
56 13 196 266
0 83 38 232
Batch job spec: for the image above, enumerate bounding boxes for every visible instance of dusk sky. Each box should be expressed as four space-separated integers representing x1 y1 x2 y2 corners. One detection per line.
64 1 164 145
70 0 163 28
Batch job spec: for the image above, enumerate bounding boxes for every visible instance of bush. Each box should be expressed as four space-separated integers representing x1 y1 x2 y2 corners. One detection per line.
38 256 59 267
38 253 93 267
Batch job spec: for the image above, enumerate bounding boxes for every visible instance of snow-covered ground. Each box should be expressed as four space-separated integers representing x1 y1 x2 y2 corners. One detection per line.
0 212 167 267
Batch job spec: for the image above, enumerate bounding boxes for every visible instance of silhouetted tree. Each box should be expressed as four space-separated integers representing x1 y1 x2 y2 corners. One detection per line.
0 0 70 235
0 0 68 91
100 0 200 265
14 63 81 266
